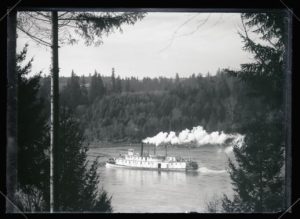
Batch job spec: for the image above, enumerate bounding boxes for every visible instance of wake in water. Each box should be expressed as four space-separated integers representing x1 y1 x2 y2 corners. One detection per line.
197 167 226 174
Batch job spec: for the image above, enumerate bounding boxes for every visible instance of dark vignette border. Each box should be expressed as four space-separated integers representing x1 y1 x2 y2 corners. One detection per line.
0 0 298 219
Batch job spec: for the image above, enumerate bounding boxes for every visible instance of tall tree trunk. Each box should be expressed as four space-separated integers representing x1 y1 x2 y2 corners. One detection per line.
6 9 17 213
50 11 59 213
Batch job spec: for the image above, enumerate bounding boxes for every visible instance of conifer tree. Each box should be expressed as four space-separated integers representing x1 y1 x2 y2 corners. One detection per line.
111 67 116 93
124 78 131 92
56 107 112 212
16 46 112 212
61 70 84 109
16 45 50 211
115 76 122 93
88 71 106 103
17 12 146 211
221 12 287 212
79 75 89 105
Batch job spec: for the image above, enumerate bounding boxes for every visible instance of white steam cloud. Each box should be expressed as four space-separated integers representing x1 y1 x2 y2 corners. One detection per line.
142 126 244 147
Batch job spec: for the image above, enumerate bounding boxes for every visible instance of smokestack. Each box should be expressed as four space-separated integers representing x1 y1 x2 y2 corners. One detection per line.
154 144 156 155
141 142 144 157
165 144 168 157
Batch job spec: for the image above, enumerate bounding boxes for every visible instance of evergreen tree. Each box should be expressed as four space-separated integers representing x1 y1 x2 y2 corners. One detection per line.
16 45 50 211
56 108 112 212
16 46 112 212
39 74 51 117
221 12 287 212
115 76 122 93
111 67 116 92
124 78 131 92
79 75 89 105
17 13 146 211
175 73 180 84
61 70 84 109
81 71 249 142
88 71 106 103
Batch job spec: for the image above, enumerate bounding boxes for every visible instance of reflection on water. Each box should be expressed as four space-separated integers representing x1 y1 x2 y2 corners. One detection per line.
108 167 194 187
91 144 233 213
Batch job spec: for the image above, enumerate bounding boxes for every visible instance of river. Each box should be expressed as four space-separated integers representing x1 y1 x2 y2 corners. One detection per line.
87 143 234 213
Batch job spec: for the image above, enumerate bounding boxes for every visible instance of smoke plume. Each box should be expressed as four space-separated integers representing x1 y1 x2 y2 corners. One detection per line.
142 126 244 147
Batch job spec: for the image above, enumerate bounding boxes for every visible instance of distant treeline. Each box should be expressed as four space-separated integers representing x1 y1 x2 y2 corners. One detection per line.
39 69 251 143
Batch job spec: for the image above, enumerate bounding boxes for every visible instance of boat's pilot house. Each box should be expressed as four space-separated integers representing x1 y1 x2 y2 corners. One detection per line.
128 149 134 156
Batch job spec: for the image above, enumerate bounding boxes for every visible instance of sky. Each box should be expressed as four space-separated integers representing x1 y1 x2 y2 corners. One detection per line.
17 12 253 79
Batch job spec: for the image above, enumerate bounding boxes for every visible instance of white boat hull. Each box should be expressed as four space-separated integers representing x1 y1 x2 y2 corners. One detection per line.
106 162 189 171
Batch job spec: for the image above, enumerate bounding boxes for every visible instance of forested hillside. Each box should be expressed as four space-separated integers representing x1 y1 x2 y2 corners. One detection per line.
39 69 252 143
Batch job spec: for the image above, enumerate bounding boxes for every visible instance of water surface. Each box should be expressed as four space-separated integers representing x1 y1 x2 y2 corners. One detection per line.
88 144 233 213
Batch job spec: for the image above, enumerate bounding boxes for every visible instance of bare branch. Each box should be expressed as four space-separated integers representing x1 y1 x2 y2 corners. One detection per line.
61 23 77 28
58 12 69 18
158 13 208 53
17 25 52 47
58 18 73 27
26 12 51 23
34 11 51 19
177 14 211 38
240 16 250 40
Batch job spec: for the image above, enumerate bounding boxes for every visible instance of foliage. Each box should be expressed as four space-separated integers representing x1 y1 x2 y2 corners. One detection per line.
61 70 88 108
88 71 106 103
17 46 112 212
221 12 287 212
41 69 249 143
15 186 46 212
17 44 50 208
205 194 223 213
80 71 247 142
17 12 146 47
55 108 112 212
74 12 146 46
16 10 146 213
